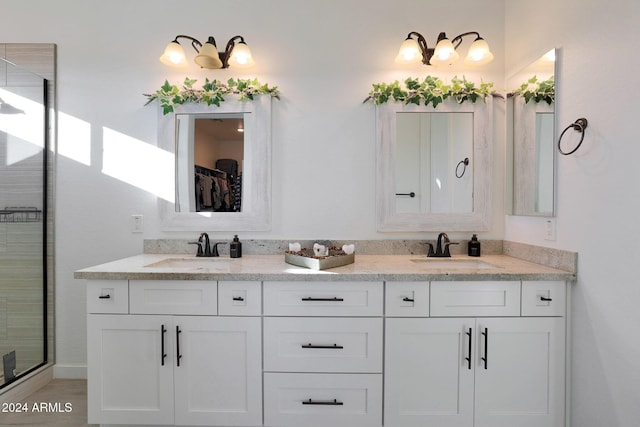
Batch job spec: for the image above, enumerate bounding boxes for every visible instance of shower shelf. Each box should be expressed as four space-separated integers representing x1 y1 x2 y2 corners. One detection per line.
0 207 42 223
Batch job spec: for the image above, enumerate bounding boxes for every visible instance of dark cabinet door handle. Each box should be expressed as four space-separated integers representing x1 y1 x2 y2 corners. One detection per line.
160 325 167 366
402 297 415 302
302 398 344 406
395 192 416 198
98 294 111 299
540 296 553 301
301 297 344 302
481 327 488 370
233 296 245 301
464 327 472 370
301 343 344 349
176 326 182 367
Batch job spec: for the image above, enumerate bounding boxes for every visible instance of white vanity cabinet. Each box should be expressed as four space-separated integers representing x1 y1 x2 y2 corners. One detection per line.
262 281 384 427
86 280 262 426
384 280 567 427
83 273 569 427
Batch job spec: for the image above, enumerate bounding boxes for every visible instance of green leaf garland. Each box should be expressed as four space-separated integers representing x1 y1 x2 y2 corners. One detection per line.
144 77 280 115
511 75 554 105
364 76 495 108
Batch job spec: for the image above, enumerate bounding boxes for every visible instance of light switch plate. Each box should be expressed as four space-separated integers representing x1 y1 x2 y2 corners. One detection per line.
544 218 556 241
131 215 143 233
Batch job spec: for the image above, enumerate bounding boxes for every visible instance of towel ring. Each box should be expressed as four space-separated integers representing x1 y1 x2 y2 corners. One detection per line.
456 157 469 178
558 118 588 156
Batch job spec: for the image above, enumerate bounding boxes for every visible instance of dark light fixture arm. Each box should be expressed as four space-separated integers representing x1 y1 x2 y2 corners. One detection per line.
450 31 482 49
172 34 204 53
407 31 485 65
406 31 432 65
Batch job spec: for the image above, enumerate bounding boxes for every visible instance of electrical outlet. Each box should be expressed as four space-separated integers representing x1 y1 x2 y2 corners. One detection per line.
131 215 144 233
544 218 556 241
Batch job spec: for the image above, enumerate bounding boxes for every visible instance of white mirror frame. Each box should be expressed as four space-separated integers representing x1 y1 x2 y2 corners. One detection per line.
376 97 493 231
158 95 271 231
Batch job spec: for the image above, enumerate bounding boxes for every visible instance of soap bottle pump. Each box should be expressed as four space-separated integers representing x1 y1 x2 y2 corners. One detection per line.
468 234 481 257
230 235 242 258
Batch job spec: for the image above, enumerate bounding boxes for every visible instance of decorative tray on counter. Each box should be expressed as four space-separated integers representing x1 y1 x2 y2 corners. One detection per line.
285 245 355 270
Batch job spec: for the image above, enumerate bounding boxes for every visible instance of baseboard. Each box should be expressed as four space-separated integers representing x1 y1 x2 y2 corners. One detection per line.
0 364 53 404
53 364 87 379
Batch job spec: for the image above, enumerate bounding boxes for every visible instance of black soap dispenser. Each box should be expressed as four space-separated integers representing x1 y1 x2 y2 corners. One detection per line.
468 234 481 257
230 235 242 258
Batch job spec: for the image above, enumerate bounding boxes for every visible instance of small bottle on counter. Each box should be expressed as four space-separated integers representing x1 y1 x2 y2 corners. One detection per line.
468 234 481 257
230 235 242 258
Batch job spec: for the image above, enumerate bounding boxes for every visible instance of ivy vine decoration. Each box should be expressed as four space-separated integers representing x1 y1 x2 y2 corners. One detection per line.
144 77 280 115
511 75 554 105
364 76 495 108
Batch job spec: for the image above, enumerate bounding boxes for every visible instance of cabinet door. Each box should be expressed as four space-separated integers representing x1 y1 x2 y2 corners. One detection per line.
174 316 262 426
87 315 174 425
474 317 565 427
385 318 474 427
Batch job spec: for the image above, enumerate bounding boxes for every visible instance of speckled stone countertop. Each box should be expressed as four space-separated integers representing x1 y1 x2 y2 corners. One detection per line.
74 253 576 282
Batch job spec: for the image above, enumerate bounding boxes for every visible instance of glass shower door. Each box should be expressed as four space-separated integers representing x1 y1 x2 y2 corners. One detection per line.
0 58 48 387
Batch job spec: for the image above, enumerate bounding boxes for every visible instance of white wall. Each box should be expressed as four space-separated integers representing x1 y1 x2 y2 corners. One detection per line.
505 1 640 426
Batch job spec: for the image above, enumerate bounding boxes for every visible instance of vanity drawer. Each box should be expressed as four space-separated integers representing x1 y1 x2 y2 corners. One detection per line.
430 281 521 317
86 280 129 314
264 317 382 373
263 372 382 427
385 281 429 317
129 280 217 315
521 281 566 316
218 281 261 316
263 281 383 316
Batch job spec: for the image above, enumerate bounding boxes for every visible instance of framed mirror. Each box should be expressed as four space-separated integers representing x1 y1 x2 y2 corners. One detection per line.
159 95 271 231
376 97 493 231
507 48 557 216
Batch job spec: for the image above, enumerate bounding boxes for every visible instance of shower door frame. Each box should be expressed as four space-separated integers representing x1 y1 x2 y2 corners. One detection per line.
0 43 55 392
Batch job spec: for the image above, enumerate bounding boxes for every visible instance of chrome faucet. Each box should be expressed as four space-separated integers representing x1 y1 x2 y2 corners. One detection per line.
428 232 459 257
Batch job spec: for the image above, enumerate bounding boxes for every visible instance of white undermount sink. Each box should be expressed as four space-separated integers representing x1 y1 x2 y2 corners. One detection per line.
410 258 498 270
144 257 230 271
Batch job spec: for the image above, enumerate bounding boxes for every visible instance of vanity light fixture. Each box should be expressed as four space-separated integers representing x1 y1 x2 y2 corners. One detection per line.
395 31 494 67
160 34 255 69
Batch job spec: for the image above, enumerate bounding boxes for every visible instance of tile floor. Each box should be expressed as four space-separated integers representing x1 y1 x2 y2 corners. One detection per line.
1 379 95 426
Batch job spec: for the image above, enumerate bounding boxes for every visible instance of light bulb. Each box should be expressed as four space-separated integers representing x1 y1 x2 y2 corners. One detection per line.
195 40 223 69
395 38 422 64
160 41 188 67
228 42 255 68
463 37 494 66
430 38 459 66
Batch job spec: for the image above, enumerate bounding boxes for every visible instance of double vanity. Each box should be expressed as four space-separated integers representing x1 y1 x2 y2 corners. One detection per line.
75 243 575 427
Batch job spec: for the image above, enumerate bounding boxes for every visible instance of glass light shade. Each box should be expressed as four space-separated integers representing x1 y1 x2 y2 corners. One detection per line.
463 38 494 66
195 41 223 69
159 41 188 67
395 38 422 65
430 38 459 66
228 42 255 68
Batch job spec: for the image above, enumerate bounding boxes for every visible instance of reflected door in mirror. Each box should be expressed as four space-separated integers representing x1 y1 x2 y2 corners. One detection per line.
396 112 473 214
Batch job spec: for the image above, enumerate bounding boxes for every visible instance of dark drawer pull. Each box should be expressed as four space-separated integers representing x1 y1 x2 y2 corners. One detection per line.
301 343 344 349
402 297 415 302
301 297 344 302
540 296 553 302
302 398 343 406
98 294 111 299
232 296 245 301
